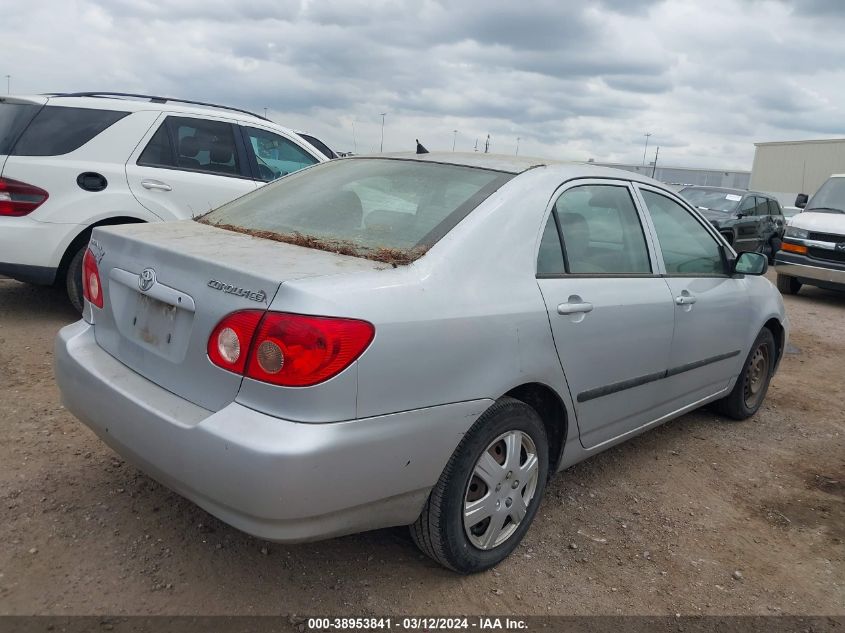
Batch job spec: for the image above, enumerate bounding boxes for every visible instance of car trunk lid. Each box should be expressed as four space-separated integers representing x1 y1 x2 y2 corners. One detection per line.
89 220 386 411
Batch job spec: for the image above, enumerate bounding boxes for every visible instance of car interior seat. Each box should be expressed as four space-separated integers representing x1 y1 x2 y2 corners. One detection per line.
177 136 202 170
208 141 237 174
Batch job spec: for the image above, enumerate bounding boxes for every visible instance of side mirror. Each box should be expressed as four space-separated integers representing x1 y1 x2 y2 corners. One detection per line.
733 251 768 276
795 193 808 208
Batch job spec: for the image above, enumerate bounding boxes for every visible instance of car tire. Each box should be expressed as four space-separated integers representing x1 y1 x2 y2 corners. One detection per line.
769 237 782 264
65 245 86 314
713 328 776 421
776 274 801 295
410 397 549 574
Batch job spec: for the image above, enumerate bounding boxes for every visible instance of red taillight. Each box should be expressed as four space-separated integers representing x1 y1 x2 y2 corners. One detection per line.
0 177 49 217
82 248 104 309
207 310 264 374
207 311 375 387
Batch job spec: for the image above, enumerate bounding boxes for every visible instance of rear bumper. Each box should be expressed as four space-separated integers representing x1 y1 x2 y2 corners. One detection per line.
54 320 491 542
774 251 845 288
0 216 79 283
0 261 56 285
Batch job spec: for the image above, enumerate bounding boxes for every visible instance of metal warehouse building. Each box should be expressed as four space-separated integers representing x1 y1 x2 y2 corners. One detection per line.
750 138 845 206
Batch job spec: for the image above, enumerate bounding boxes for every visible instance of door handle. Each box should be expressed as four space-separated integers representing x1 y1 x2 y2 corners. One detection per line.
675 294 697 305
141 179 172 192
558 300 594 315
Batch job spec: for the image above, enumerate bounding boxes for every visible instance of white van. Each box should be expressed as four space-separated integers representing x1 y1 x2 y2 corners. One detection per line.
775 174 845 294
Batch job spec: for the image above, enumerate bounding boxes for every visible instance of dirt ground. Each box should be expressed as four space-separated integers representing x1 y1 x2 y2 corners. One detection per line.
0 272 842 616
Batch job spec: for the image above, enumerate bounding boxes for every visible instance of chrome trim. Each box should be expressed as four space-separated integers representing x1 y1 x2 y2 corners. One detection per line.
786 237 841 251
774 261 845 285
110 268 196 311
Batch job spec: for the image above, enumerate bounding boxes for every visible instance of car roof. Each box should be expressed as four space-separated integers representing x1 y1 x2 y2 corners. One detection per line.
358 152 671 186
11 93 273 126
379 151 555 174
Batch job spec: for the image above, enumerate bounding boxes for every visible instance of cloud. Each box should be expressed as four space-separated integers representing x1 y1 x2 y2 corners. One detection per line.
2 0 844 169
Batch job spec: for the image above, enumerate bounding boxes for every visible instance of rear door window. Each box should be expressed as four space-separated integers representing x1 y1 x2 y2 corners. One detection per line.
11 106 129 156
0 102 41 154
536 213 566 275
137 124 173 167
138 116 244 178
242 126 319 181
552 184 652 274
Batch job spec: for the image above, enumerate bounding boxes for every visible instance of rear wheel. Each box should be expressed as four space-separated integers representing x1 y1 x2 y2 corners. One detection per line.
65 245 86 313
713 328 776 420
776 274 801 295
410 397 549 573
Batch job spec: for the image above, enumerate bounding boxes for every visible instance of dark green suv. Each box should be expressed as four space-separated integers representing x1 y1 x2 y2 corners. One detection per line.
679 186 785 262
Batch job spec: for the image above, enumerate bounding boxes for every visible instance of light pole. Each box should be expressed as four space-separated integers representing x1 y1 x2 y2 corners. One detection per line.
484 134 490 153
5 75 9 95
642 132 652 166
515 137 520 156
379 113 387 152
452 129 458 152
351 120 358 153
263 107 268 118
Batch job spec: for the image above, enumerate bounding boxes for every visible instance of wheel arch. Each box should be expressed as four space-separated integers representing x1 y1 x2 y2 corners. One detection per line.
56 216 148 282
763 317 786 371
504 382 568 475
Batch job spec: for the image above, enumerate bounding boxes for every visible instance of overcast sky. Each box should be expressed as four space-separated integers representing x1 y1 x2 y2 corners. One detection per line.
4 0 844 169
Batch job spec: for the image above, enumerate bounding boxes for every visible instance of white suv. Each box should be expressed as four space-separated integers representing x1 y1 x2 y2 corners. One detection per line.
0 92 330 311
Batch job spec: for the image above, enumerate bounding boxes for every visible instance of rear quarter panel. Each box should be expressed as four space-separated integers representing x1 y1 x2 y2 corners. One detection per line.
258 169 575 423
3 110 162 225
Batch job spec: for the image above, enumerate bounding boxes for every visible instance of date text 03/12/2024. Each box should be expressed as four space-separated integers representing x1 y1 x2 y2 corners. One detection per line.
305 617 529 630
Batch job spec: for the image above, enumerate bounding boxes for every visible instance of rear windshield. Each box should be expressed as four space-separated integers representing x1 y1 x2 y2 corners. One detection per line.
0 102 41 154
11 106 129 156
680 188 742 213
198 158 511 264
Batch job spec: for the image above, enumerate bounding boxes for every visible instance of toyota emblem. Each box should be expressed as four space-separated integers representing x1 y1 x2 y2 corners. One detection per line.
138 268 157 292
837 242 845 252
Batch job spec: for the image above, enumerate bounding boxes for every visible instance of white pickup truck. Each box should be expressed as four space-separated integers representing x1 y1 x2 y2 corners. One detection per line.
775 174 845 294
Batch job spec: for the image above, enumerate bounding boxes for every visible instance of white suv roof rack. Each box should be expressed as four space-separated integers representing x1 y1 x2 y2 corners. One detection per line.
47 92 270 122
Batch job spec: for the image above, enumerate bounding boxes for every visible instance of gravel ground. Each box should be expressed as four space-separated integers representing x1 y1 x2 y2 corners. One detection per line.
0 273 842 616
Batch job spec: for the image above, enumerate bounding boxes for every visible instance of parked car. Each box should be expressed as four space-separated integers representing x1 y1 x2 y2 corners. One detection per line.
0 92 332 311
782 206 802 220
775 174 845 295
295 131 338 159
678 186 785 262
54 154 787 573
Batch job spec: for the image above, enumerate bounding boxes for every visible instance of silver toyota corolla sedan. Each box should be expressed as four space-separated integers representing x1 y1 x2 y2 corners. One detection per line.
55 153 788 573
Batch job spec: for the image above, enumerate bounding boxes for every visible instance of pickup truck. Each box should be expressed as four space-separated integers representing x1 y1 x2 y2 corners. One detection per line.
775 174 845 294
